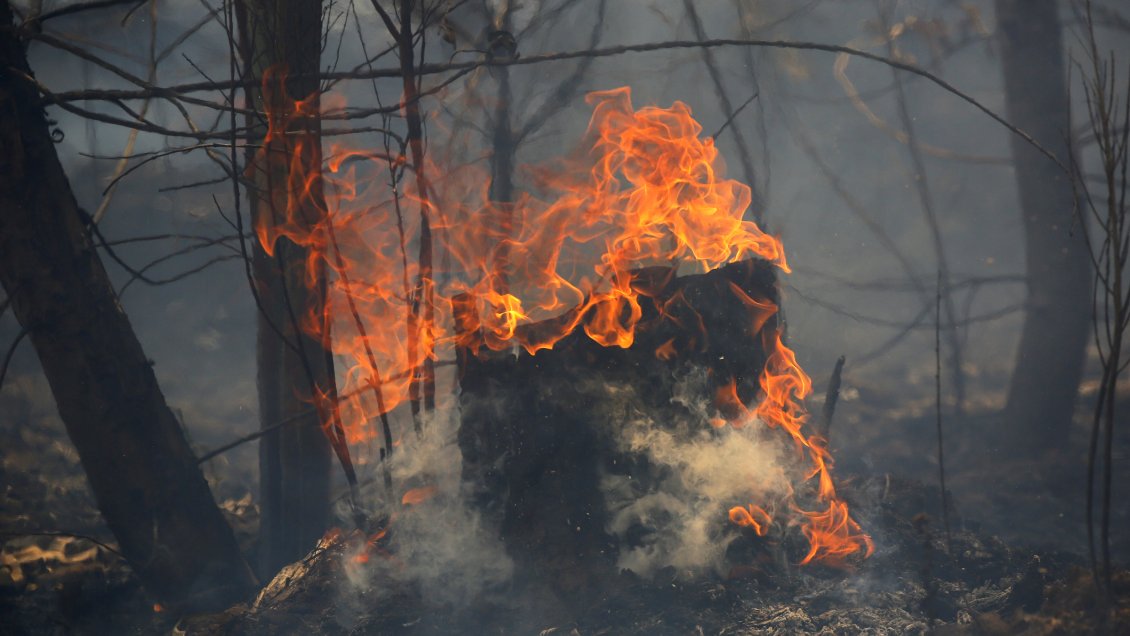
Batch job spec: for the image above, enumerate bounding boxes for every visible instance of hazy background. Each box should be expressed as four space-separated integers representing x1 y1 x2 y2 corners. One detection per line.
3 0 1128 561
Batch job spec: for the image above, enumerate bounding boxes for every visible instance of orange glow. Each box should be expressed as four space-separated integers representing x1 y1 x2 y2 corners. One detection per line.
655 338 677 360
737 330 872 566
401 485 438 506
153 603 164 613
252 77 868 568
799 500 875 566
728 504 772 537
715 377 752 425
727 281 778 335
353 528 390 564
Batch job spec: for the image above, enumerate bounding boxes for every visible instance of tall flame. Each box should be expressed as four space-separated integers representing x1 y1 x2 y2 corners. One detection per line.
251 75 870 567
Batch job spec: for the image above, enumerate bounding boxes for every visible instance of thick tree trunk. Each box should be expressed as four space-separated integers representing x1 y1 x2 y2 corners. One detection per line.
236 0 336 577
0 4 255 610
995 0 1091 452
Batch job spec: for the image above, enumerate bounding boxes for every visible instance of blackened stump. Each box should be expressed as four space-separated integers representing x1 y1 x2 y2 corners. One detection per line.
457 259 778 599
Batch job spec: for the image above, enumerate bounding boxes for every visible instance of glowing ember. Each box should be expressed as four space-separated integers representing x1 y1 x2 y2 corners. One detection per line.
400 485 438 507
251 76 870 567
728 504 772 537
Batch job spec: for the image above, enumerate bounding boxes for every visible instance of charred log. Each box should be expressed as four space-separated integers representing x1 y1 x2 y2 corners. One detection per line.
457 258 779 600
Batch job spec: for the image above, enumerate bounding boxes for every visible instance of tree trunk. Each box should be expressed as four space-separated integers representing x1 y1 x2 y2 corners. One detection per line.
995 0 1091 452
236 0 336 577
0 4 255 610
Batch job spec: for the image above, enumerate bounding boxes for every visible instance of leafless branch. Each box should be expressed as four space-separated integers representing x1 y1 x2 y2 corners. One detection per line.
12 31 1065 167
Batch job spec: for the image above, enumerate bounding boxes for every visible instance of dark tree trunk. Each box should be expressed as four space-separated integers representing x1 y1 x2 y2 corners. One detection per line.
457 259 778 600
0 4 255 610
236 0 336 577
995 0 1091 452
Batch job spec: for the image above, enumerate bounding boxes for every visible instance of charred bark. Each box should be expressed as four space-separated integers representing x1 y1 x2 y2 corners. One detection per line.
236 0 337 577
995 0 1091 452
457 259 778 600
0 4 255 610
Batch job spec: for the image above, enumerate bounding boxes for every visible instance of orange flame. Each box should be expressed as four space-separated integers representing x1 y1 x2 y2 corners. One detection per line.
252 78 869 567
728 504 772 537
741 331 874 565
654 338 677 361
353 528 389 564
401 485 439 506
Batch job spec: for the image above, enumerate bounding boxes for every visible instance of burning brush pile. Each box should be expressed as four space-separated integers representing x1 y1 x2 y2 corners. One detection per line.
193 83 1122 632
255 81 872 576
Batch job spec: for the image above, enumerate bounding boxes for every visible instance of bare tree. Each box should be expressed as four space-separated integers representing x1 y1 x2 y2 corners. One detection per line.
995 0 1091 454
0 1 255 610
1074 0 1129 598
235 0 354 577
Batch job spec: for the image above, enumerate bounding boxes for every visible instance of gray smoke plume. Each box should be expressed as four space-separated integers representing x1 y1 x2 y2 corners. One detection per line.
340 403 513 607
602 368 795 578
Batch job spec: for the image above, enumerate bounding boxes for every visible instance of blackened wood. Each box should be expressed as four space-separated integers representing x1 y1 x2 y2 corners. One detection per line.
457 259 778 598
0 5 255 610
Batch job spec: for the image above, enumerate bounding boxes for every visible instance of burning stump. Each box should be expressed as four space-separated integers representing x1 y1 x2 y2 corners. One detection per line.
456 258 779 599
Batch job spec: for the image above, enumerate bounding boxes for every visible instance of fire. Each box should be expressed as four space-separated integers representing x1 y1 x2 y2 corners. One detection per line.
400 485 438 506
353 528 389 565
251 75 870 567
753 330 874 565
728 504 772 537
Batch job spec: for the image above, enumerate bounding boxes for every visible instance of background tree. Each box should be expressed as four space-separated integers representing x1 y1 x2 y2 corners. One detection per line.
995 0 1092 456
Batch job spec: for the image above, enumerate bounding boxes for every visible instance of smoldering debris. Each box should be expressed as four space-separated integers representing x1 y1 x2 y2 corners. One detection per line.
172 474 1129 635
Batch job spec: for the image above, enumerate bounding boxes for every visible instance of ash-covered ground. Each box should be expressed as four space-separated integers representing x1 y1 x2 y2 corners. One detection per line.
2 374 1128 634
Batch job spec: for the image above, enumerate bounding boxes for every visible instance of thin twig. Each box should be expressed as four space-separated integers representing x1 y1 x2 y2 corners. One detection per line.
683 0 761 212
935 269 952 553
880 3 966 415
818 355 845 441
710 91 759 141
0 326 29 392
29 0 138 24
196 360 457 463
91 0 158 224
19 32 1066 168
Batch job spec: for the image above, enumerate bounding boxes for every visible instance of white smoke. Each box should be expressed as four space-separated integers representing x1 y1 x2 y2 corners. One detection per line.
602 368 795 578
341 402 513 607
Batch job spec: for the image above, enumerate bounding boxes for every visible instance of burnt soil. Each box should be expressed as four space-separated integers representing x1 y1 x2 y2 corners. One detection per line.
2 372 1129 634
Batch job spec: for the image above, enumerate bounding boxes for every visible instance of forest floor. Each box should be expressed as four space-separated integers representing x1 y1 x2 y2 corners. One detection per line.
1 371 1129 634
